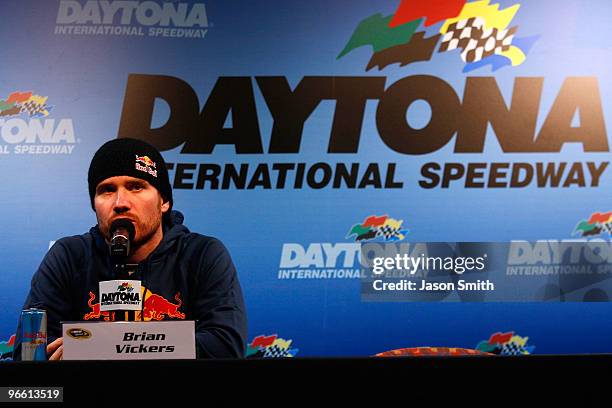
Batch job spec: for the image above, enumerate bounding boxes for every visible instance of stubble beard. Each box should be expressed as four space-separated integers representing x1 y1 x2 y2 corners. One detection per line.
132 212 162 250
99 210 163 251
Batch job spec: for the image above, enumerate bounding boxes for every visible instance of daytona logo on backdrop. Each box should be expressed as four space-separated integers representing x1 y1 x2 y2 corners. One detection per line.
118 73 609 190
506 239 612 276
278 215 412 280
0 91 76 155
116 1 609 191
55 1 208 39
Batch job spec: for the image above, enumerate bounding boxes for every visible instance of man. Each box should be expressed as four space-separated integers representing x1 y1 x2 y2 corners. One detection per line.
13 138 247 359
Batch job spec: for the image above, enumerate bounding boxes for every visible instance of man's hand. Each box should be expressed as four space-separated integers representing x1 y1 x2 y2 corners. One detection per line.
47 337 63 360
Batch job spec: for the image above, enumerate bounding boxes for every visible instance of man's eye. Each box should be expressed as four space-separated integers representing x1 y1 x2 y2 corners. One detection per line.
130 184 144 191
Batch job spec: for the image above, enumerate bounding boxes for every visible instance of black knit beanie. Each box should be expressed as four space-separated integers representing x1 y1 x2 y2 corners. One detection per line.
88 138 173 210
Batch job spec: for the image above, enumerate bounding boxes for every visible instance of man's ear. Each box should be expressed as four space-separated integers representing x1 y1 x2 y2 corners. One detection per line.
161 200 170 213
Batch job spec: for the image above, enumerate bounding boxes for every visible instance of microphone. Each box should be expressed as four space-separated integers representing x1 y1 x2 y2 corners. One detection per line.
109 218 135 264
108 219 137 321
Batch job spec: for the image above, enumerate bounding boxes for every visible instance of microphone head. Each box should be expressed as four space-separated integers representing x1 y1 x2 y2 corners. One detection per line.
109 219 136 262
110 218 135 241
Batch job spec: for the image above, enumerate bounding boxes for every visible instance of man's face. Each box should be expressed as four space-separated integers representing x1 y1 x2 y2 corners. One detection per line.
94 175 170 245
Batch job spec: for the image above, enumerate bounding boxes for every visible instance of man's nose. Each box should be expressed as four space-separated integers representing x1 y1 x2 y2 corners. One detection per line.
113 189 131 213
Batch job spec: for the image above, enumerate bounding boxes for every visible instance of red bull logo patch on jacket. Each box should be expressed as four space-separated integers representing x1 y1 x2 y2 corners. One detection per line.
83 288 185 322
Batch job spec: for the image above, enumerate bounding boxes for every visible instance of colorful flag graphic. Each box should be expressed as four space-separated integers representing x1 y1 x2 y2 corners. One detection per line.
439 17 517 63
476 331 535 355
250 334 277 348
347 215 408 242
439 0 530 66
7 91 33 104
440 0 520 33
462 35 539 72
574 211 612 237
337 14 422 59
390 0 466 27
0 91 52 118
367 31 441 70
363 215 388 227
339 0 536 72
0 334 15 359
589 212 612 224
246 334 299 358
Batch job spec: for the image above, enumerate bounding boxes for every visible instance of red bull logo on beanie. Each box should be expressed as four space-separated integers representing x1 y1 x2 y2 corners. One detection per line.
135 154 158 177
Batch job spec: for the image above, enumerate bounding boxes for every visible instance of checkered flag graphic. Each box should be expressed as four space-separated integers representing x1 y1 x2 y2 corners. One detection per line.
439 17 517 63
263 345 290 358
376 225 401 240
602 222 612 234
439 17 485 53
462 26 517 63
501 342 527 356
19 100 47 117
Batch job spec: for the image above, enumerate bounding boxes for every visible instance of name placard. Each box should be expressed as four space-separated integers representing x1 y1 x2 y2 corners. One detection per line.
62 321 196 360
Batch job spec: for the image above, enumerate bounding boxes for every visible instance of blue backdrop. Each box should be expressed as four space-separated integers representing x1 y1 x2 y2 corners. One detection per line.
1 0 612 357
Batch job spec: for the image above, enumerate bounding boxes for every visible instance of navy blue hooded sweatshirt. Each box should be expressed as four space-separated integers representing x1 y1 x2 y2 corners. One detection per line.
13 210 247 359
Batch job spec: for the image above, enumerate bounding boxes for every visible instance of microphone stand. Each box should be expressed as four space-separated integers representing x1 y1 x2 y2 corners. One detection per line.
109 219 136 322
112 262 129 322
